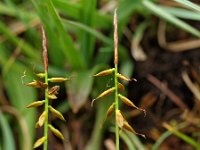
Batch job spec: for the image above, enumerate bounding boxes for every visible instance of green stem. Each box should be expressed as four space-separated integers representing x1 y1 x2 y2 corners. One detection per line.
43 72 49 150
114 63 119 150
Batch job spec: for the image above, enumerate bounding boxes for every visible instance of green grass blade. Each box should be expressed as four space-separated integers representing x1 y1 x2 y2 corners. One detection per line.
120 131 137 150
79 0 97 65
0 21 39 60
52 0 111 29
160 6 200 21
0 111 16 150
174 0 200 12
152 131 171 150
32 0 86 69
143 0 200 37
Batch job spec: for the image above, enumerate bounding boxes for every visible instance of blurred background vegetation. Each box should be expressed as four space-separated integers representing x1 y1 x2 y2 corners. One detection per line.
0 0 200 150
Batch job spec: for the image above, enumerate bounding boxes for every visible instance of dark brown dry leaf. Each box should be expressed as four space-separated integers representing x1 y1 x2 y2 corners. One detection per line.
116 110 124 128
91 87 115 106
48 86 60 95
48 77 69 82
117 73 137 82
93 68 115 77
48 94 57 100
48 106 65 121
38 111 46 127
26 80 48 88
118 82 125 91
123 121 146 138
33 136 46 148
26 100 45 108
106 103 115 120
48 124 64 140
36 73 45 78
118 94 146 116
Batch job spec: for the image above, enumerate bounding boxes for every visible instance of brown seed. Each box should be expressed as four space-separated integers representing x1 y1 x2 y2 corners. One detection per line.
93 68 115 77
26 80 48 88
38 111 46 127
118 94 146 116
106 103 115 120
48 124 64 140
49 106 65 121
33 136 46 148
26 100 45 108
91 87 115 106
48 77 69 82
48 86 60 95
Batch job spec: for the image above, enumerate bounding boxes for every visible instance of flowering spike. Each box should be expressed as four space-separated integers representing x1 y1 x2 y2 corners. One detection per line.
91 87 115 107
26 100 45 108
33 136 46 148
93 68 115 77
48 124 65 140
118 94 146 116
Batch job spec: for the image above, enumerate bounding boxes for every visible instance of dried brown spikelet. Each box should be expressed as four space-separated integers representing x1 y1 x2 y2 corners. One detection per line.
48 106 66 121
91 87 115 106
93 68 115 77
106 103 115 120
117 73 137 82
48 86 60 95
26 80 48 88
118 94 146 116
38 111 46 127
118 82 125 91
48 124 65 140
33 136 46 148
48 94 57 100
48 77 69 82
26 100 45 108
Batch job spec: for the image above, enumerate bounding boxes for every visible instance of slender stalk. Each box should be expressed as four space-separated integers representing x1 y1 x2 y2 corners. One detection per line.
42 26 49 150
114 8 119 150
43 72 49 150
114 63 119 150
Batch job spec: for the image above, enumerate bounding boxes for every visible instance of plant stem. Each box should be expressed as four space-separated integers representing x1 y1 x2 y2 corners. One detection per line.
43 72 49 150
114 8 119 150
114 63 120 150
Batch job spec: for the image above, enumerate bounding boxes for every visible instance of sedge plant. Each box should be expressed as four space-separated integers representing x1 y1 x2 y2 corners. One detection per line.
25 27 67 149
92 9 146 150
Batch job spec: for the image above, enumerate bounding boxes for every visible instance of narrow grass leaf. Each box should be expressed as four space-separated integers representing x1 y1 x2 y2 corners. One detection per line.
0 112 15 150
163 123 200 149
174 0 200 12
143 0 200 37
